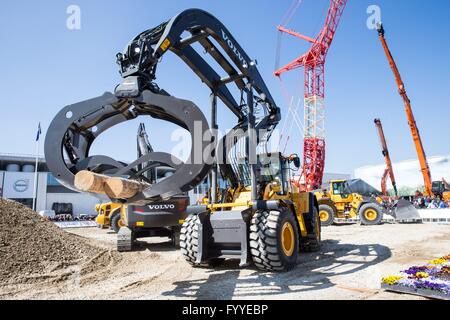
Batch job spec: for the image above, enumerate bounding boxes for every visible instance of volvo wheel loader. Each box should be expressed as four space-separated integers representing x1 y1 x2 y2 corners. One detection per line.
44 9 320 272
316 179 420 226
95 202 124 232
316 180 385 226
181 153 321 272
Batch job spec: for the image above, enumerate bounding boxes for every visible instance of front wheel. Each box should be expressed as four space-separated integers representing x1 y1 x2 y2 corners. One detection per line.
318 204 335 227
111 212 125 233
359 203 383 226
249 208 299 272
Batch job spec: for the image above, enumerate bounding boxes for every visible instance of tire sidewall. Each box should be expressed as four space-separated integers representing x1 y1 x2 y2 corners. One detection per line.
359 203 383 225
318 204 334 226
312 207 321 242
111 212 122 233
275 209 299 268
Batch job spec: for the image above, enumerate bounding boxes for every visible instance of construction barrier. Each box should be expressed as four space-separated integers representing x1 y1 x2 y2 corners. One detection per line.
54 221 98 229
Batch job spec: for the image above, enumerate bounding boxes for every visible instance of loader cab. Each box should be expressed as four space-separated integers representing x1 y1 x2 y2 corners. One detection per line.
330 180 350 201
432 181 445 195
259 152 297 196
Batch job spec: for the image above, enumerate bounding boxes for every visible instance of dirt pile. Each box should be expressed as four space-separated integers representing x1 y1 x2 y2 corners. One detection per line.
0 199 103 285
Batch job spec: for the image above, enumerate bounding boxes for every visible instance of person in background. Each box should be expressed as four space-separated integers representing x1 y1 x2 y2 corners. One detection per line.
424 197 431 208
427 197 439 209
439 200 448 209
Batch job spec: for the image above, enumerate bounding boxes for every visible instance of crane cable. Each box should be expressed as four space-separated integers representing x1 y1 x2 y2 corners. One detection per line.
280 0 303 27
277 77 304 151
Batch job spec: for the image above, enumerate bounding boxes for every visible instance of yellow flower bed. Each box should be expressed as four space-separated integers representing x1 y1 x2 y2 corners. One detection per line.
415 272 429 279
382 275 403 285
428 258 448 265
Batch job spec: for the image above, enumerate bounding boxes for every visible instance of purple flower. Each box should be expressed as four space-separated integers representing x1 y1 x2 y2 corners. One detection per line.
403 266 428 275
414 280 450 295
397 278 416 287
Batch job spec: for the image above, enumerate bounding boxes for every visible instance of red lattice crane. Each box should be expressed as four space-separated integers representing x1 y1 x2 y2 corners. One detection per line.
275 0 348 191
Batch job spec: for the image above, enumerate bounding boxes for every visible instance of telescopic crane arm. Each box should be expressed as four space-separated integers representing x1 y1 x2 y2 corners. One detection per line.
377 23 433 196
374 118 398 197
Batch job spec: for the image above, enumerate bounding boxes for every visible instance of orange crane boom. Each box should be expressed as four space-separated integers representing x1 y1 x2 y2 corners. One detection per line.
374 118 398 197
377 23 433 196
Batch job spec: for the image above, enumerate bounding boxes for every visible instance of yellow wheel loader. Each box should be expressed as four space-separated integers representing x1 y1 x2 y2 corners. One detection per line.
44 9 320 272
316 179 420 226
95 202 125 233
181 153 321 272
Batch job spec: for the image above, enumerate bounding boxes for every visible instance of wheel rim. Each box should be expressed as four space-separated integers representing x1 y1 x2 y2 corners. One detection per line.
319 210 329 222
118 219 125 228
281 222 295 257
364 209 378 221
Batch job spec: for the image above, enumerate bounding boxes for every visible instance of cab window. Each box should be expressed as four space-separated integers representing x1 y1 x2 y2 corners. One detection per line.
332 182 346 195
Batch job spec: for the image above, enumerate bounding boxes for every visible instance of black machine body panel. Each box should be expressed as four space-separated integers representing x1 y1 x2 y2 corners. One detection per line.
126 195 190 229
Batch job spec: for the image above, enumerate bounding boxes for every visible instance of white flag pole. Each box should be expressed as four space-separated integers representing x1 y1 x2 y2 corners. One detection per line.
32 128 40 211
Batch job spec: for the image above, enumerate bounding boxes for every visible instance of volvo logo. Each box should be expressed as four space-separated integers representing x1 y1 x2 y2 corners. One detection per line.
13 179 30 193
148 204 176 210
221 29 248 68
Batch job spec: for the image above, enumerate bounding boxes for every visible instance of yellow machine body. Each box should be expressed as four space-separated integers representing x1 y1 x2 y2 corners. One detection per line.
207 185 312 238
315 180 387 226
95 202 124 230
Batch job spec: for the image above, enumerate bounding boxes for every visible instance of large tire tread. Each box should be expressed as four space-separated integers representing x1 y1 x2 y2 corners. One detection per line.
249 209 298 272
180 214 200 265
110 212 122 233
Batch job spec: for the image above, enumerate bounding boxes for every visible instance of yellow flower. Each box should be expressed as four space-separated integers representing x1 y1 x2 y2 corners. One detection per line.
428 258 447 265
415 272 429 279
382 276 403 285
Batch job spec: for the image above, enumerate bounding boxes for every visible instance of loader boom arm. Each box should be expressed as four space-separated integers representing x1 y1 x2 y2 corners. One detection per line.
45 9 281 204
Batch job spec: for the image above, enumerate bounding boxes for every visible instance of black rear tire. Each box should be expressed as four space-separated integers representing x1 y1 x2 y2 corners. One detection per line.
300 207 322 252
180 214 200 265
249 208 299 272
359 203 383 226
110 213 122 233
171 227 181 249
318 204 335 227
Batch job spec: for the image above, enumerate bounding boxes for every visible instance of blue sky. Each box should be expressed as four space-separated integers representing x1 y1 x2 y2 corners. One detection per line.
0 0 449 175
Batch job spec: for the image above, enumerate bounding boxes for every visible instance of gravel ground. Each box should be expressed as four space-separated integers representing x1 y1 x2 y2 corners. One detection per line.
0 199 108 287
1 222 449 300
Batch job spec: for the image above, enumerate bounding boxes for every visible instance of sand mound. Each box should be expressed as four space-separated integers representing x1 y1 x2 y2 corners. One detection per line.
0 199 103 285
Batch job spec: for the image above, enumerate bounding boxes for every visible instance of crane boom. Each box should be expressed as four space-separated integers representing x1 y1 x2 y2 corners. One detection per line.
374 118 398 197
377 23 433 196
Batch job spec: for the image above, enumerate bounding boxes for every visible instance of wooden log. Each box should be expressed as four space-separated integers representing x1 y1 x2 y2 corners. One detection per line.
74 171 109 194
104 177 150 199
